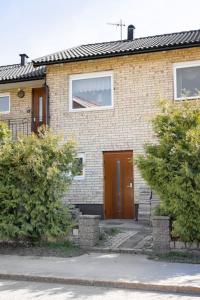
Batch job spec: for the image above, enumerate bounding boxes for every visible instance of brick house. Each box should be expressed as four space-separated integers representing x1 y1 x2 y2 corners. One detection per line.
1 26 200 222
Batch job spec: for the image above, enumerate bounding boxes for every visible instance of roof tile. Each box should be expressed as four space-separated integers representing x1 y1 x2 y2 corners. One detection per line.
0 63 45 84
33 29 200 66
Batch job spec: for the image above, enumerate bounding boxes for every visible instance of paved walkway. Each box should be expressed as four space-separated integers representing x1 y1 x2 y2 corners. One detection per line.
99 219 151 231
97 220 153 252
0 253 199 294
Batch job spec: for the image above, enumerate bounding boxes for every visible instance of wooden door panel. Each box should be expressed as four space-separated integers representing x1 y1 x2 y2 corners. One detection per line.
32 88 46 133
104 151 134 219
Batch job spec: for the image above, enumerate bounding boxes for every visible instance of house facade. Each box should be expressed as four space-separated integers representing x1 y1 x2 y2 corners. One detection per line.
0 55 47 138
1 26 200 222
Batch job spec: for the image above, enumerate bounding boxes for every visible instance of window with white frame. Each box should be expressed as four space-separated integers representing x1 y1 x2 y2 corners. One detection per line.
0 93 10 113
74 153 85 180
69 71 113 111
174 61 200 100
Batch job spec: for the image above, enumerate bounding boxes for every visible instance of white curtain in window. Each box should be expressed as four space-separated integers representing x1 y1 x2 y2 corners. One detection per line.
176 66 200 98
73 76 111 93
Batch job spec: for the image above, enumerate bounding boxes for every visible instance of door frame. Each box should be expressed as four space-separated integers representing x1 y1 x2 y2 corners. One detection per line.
103 150 134 219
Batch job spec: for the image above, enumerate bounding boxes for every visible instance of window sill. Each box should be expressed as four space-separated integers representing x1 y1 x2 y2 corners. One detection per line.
174 97 200 101
69 106 114 113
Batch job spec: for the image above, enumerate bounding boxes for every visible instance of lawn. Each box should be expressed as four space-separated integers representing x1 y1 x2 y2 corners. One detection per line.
0 240 84 257
149 251 200 264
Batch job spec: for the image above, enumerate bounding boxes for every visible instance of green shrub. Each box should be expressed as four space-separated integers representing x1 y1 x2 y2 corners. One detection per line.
0 126 78 242
136 101 200 242
0 122 11 144
153 204 169 217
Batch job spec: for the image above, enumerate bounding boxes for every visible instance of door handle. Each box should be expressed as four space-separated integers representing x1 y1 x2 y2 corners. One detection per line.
127 182 133 188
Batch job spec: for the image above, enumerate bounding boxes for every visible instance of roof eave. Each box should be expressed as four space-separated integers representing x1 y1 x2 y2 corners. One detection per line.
0 75 45 85
32 42 200 67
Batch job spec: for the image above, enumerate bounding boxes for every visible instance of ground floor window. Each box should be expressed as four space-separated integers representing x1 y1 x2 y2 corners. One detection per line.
0 93 10 113
74 153 85 180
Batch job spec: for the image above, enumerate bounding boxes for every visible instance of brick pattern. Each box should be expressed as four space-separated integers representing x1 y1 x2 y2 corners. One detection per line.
103 231 138 249
170 241 200 250
78 215 100 248
0 87 32 120
46 47 200 220
0 87 32 137
152 216 170 253
2 47 200 221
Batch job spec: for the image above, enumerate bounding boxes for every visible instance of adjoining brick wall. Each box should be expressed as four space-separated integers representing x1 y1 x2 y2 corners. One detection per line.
152 216 170 253
152 216 200 252
0 87 32 120
0 87 33 137
45 47 200 221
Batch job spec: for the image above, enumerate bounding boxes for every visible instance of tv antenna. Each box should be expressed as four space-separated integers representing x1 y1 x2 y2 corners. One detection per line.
107 19 126 40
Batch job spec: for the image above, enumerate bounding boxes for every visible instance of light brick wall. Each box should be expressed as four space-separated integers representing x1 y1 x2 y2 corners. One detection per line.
46 47 200 219
0 87 32 119
0 87 32 137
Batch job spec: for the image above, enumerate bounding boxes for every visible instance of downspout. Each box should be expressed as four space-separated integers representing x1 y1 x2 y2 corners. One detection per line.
43 78 50 127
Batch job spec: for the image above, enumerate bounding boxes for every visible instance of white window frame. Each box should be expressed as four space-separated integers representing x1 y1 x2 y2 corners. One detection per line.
173 60 200 100
69 71 114 112
74 153 85 180
0 93 10 114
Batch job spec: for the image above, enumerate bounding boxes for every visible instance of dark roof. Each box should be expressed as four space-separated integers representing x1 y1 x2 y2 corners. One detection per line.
0 63 45 84
33 29 200 66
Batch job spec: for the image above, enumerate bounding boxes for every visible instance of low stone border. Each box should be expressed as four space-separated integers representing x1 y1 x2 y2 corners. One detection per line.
170 240 200 250
152 216 200 253
0 273 199 295
152 216 170 253
69 215 100 248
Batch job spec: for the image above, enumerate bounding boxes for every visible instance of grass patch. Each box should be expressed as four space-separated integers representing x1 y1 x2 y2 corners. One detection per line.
149 251 200 264
43 240 79 253
97 228 121 246
44 240 76 250
109 228 121 236
0 240 84 258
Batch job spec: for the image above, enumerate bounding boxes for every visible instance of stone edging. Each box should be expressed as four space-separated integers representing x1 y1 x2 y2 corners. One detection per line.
152 216 200 252
0 273 199 295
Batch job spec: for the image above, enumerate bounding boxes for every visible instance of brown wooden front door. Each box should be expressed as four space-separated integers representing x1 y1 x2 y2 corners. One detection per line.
104 151 134 219
32 87 47 133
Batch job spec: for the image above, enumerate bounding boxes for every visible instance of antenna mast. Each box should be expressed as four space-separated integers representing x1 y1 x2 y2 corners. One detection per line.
107 19 126 40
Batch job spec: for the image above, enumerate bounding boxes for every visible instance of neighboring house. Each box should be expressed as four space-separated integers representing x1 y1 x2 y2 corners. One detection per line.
0 54 46 138
1 26 200 222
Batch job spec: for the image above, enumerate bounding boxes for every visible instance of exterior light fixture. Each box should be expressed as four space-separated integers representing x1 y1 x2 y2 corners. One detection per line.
17 88 25 98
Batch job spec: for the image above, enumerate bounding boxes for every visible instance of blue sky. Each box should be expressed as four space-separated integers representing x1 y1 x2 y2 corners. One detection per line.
1 0 200 65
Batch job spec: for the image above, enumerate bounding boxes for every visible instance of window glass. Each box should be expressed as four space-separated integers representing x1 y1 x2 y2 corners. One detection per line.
176 66 200 98
74 154 85 179
39 96 43 122
0 95 9 113
72 75 112 110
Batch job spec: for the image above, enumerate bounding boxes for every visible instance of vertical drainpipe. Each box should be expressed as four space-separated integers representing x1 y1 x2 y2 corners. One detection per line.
44 79 50 127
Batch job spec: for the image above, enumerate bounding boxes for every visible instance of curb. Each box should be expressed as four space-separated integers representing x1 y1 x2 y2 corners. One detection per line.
0 273 199 295
84 247 153 255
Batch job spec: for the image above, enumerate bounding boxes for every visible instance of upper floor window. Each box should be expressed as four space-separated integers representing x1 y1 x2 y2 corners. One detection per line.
0 93 10 114
174 61 200 100
69 71 113 111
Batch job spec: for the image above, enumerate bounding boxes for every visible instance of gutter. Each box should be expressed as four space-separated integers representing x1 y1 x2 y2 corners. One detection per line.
0 76 45 85
32 42 200 67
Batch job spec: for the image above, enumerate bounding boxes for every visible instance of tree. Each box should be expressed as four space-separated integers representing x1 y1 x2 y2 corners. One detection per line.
0 125 78 242
136 101 200 242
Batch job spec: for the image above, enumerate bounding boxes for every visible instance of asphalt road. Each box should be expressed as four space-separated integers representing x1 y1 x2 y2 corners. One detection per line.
0 280 198 300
